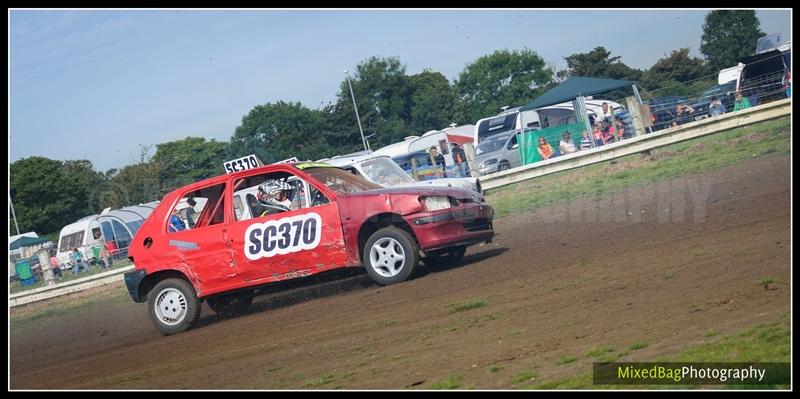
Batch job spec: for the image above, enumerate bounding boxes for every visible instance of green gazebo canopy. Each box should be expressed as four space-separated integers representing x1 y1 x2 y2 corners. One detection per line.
520 77 635 111
10 236 49 251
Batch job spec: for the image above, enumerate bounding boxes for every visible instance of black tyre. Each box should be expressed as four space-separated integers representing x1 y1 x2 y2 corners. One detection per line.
363 226 419 285
207 292 254 315
423 246 467 268
498 162 510 172
147 278 201 335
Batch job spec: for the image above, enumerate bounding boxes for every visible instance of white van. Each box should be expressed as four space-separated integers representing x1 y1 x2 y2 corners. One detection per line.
473 99 624 154
56 215 101 266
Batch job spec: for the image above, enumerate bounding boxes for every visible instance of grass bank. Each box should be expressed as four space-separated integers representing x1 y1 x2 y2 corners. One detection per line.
486 117 790 218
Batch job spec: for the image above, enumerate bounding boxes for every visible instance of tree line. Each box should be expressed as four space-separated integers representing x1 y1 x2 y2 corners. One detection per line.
10 10 765 239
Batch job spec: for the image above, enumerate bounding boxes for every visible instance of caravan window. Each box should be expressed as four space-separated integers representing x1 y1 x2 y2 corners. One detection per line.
112 220 132 250
126 220 144 234
59 231 83 251
538 109 577 126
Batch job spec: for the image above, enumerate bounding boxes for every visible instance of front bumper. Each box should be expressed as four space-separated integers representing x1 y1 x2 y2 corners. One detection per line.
124 269 147 303
478 164 499 176
407 203 495 252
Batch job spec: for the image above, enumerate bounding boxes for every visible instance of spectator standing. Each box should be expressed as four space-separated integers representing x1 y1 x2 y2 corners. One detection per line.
558 131 577 154
709 96 726 117
733 92 752 111
672 104 695 127
428 147 447 177
450 143 468 177
600 102 614 122
783 71 791 98
94 231 113 269
182 197 198 228
48 251 63 280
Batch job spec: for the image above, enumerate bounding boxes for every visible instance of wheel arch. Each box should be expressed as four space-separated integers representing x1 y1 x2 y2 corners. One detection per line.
137 269 195 303
356 212 419 264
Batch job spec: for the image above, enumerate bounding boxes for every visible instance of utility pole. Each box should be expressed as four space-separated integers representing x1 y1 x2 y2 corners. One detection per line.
344 69 370 152
9 193 20 235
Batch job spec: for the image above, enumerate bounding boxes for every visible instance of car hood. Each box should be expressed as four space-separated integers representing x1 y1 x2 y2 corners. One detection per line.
475 150 503 166
397 177 480 193
343 185 480 201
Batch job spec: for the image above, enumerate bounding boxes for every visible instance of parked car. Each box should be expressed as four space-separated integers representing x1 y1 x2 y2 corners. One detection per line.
691 81 737 121
644 96 687 132
474 130 521 175
125 161 494 335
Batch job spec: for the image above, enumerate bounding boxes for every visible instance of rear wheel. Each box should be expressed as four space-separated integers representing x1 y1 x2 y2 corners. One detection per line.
498 162 510 172
207 292 254 315
423 246 467 267
147 278 201 335
363 227 419 286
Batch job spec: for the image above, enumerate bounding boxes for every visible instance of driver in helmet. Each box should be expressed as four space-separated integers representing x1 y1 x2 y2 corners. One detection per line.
256 180 295 216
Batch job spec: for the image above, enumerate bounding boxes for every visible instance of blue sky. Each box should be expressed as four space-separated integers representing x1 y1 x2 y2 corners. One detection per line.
9 9 791 172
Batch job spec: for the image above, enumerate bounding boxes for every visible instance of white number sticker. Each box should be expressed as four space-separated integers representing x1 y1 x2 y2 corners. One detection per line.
243 213 322 260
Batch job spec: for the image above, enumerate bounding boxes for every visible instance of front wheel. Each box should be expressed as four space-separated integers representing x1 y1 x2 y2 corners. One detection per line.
363 227 419 285
423 246 467 267
497 162 510 172
207 292 254 315
147 278 201 335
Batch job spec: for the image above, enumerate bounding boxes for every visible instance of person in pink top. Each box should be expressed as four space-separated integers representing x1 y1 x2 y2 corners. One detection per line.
48 249 63 280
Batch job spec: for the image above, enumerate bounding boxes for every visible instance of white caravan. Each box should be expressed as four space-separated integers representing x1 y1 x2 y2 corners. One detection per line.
56 215 102 266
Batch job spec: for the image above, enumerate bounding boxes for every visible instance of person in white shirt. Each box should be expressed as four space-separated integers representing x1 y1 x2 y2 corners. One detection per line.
558 131 577 154
600 102 614 122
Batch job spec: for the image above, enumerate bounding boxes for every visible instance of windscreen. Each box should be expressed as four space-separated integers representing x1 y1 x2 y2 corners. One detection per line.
358 157 416 186
477 113 517 143
477 133 511 154
301 166 382 195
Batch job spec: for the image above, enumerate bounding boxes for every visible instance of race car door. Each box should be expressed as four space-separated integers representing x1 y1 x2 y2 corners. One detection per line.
227 169 348 283
165 183 237 293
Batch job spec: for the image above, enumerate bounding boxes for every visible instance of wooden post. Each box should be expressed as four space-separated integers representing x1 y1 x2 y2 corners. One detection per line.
626 96 651 137
463 143 478 178
429 152 443 178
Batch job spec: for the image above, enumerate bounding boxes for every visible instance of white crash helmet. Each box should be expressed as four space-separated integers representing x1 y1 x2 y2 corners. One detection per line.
257 180 293 204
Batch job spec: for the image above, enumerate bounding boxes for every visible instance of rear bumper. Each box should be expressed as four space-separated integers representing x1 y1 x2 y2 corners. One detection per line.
407 204 495 252
124 269 147 303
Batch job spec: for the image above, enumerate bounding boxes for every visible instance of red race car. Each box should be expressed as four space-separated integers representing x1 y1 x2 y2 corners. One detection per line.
125 162 494 334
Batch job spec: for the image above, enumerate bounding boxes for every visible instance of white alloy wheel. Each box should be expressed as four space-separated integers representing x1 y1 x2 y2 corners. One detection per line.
153 287 188 326
369 237 407 278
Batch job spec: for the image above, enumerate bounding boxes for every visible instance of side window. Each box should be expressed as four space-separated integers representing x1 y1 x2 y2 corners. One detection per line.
111 220 132 250
75 232 84 248
168 183 224 233
232 171 330 222
438 139 449 155
507 134 518 150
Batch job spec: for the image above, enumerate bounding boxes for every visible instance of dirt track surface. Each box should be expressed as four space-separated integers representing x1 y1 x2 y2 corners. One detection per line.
10 155 790 389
